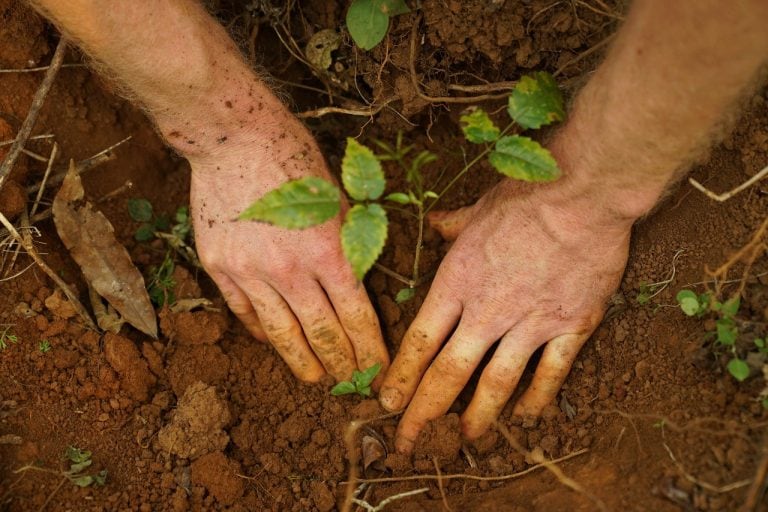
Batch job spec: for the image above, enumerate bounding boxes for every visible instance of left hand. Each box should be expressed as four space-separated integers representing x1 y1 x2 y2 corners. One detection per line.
378 178 632 453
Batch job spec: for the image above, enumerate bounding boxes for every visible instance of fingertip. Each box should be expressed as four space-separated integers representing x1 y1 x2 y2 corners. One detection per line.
426 205 473 241
379 386 403 411
394 432 416 455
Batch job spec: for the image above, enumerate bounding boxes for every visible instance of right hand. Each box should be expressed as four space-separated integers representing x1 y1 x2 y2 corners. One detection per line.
187 108 390 384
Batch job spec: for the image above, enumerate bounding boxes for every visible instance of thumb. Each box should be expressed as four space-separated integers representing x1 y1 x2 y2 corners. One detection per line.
427 204 476 241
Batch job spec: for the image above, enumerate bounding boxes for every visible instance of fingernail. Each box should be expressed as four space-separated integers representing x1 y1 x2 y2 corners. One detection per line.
379 387 403 411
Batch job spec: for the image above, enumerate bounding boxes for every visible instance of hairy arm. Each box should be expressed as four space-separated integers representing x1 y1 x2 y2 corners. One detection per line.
381 0 768 452
30 0 390 384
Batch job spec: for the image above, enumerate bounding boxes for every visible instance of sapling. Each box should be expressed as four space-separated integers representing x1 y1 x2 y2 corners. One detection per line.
239 72 565 300
0 325 18 350
676 289 763 383
331 362 383 397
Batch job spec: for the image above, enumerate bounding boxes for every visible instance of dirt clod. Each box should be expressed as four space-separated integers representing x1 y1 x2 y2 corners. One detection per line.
157 381 231 460
103 332 157 402
190 451 244 505
413 413 462 466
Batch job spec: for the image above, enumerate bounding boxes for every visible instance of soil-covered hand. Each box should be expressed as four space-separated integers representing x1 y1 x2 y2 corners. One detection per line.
379 178 632 452
189 110 389 384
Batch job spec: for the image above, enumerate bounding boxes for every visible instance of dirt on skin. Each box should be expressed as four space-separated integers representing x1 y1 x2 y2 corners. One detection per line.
1 1 768 511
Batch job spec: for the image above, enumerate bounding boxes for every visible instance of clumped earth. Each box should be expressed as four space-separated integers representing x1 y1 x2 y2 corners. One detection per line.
1 1 768 511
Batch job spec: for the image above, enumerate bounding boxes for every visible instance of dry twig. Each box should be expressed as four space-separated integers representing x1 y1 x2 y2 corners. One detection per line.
0 211 96 330
663 443 751 494
0 37 68 188
688 164 768 202
496 422 607 511
739 432 768 511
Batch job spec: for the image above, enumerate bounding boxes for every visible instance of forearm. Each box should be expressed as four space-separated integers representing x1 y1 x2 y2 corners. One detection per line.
550 0 768 221
29 0 287 160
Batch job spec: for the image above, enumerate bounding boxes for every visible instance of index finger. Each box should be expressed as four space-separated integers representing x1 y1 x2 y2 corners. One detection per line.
378 278 462 412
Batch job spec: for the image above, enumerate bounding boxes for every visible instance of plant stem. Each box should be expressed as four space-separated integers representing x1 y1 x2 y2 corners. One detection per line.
424 123 515 216
412 203 424 285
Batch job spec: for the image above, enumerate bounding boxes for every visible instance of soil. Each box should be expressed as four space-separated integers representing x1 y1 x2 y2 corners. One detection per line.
1 1 768 511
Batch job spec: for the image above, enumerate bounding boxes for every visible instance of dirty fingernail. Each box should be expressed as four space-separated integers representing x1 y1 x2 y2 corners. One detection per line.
379 387 403 411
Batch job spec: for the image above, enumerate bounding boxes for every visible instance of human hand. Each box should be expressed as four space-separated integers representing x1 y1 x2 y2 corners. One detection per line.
188 109 389 384
378 177 632 453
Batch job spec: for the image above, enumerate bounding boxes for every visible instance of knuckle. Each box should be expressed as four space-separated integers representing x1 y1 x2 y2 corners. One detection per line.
431 354 470 380
266 323 304 347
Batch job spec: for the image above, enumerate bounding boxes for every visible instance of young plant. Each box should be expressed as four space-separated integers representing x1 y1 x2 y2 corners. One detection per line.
346 0 410 50
676 289 759 382
331 362 383 397
147 253 176 307
0 325 18 350
38 340 51 353
14 446 107 489
239 73 565 295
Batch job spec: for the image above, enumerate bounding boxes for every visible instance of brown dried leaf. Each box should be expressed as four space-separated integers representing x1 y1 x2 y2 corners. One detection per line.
52 161 157 337
361 433 387 476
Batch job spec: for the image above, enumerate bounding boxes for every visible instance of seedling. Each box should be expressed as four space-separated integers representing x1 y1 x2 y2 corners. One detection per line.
240 73 565 299
346 0 410 50
129 200 197 307
0 325 18 350
676 289 762 383
14 445 107 489
38 340 51 353
331 362 383 397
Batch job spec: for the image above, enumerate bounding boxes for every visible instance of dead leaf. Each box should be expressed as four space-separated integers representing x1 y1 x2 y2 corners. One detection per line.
52 161 157 338
169 298 215 313
361 427 388 477
89 285 125 334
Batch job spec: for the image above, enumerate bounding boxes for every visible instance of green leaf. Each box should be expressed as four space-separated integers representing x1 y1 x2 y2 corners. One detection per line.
488 135 561 182
727 358 750 382
385 192 411 204
342 138 386 201
460 109 500 143
93 470 108 486
755 338 765 349
507 72 565 130
66 446 91 464
341 204 388 280
330 381 357 396
134 224 155 242
346 0 390 50
721 295 740 318
175 206 189 224
71 475 94 487
355 362 383 388
69 460 93 473
376 0 410 16
239 177 341 229
358 385 372 397
396 287 415 303
676 290 701 316
127 198 153 222
716 318 738 346
424 191 439 199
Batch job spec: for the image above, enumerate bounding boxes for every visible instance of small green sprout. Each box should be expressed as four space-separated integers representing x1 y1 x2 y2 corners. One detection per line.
38 340 51 353
331 362 383 398
0 325 19 350
147 254 176 307
63 446 107 487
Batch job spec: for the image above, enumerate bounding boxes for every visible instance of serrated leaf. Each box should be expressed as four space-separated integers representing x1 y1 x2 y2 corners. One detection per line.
385 192 411 204
331 381 357 396
488 135 560 182
341 204 388 280
727 358 750 382
134 224 155 242
507 72 565 129
355 362 382 388
676 290 700 316
238 177 341 229
347 0 390 50
377 0 410 16
460 109 500 143
342 138 385 200
127 198 153 222
396 287 415 303
716 318 738 346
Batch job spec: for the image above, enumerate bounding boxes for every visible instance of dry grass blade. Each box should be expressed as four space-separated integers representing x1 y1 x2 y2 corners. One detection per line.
0 211 96 330
0 37 68 188
52 161 157 338
496 422 607 511
689 164 768 202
